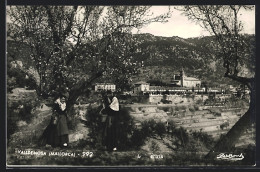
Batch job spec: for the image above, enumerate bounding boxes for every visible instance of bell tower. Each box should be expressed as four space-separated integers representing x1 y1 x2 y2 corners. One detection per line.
180 68 185 87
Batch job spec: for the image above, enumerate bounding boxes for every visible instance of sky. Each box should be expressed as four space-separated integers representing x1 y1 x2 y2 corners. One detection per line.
133 6 255 38
6 5 255 39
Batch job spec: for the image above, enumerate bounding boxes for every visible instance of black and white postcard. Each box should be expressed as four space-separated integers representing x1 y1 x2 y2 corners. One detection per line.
6 3 257 168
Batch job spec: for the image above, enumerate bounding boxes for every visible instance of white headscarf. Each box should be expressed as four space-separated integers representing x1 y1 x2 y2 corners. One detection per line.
109 96 119 111
55 98 66 111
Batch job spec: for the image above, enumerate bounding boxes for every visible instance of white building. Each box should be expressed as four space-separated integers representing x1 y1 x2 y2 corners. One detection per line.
182 76 201 88
171 69 201 88
94 83 116 92
133 81 150 93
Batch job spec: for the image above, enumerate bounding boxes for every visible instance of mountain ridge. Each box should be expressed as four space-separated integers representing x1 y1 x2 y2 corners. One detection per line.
7 33 255 88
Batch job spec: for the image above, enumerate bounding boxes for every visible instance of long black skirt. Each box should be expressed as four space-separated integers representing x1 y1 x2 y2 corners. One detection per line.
103 108 119 150
38 121 68 148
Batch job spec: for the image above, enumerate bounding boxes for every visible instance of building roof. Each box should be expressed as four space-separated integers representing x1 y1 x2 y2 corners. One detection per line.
184 77 200 81
149 86 202 91
95 83 115 85
134 81 149 85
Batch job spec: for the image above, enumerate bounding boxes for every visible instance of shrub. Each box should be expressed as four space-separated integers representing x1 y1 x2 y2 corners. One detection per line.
85 105 135 150
159 107 170 112
194 105 199 111
130 129 146 149
140 120 166 140
154 122 166 138
117 108 135 150
191 131 216 149
150 140 160 152
189 107 195 112
84 105 102 148
7 67 37 90
8 67 26 87
167 120 177 133
130 96 139 103
7 76 17 93
180 105 186 111
7 98 40 141
7 106 18 141
196 99 203 105
67 110 80 131
141 120 156 137
214 112 221 116
25 75 38 90
172 127 189 147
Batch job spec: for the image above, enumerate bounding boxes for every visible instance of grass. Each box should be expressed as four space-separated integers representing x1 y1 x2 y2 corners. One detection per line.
7 92 254 167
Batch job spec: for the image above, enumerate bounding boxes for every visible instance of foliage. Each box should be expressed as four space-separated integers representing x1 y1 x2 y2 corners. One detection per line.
149 140 160 152
133 120 167 145
134 34 209 69
147 80 169 86
116 108 136 150
7 6 171 111
158 107 171 112
154 122 167 138
172 127 190 147
191 131 216 149
7 66 26 87
194 105 199 110
7 98 40 141
67 108 80 131
7 66 38 92
7 75 17 93
141 119 156 137
130 129 147 149
7 106 18 141
131 32 254 88
129 95 148 103
84 105 102 148
189 107 195 112
85 105 135 150
196 99 203 105
128 120 167 149
179 105 187 111
181 4 259 153
85 106 172 150
178 5 255 89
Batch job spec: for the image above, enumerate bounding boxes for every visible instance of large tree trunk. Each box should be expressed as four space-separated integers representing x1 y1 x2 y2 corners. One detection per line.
205 83 255 160
66 83 91 115
205 108 252 159
66 72 103 114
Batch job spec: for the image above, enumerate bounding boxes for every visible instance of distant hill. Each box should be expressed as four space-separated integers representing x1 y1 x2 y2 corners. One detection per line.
7 33 255 88
132 33 255 87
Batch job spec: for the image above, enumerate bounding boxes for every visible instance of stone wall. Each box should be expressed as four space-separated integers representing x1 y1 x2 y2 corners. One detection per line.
127 103 248 140
149 94 208 104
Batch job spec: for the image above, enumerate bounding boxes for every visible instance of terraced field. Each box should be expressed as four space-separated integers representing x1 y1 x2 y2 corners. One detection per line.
126 103 254 148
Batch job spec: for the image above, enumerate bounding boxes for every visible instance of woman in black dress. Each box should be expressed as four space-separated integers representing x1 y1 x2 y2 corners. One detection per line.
39 95 69 148
102 91 120 151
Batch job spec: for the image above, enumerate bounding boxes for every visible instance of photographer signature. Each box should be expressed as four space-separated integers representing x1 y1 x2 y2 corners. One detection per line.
217 153 244 161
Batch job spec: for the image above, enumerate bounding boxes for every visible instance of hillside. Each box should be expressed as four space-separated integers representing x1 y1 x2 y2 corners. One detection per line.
132 33 255 87
7 33 255 88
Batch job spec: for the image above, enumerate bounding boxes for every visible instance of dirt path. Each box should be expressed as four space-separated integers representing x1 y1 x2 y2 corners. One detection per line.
8 103 90 149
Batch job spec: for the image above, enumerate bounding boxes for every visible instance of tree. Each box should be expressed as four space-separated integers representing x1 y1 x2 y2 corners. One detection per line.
177 5 255 159
7 6 171 112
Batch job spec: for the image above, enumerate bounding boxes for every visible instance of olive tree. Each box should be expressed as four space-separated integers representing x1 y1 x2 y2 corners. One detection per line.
7 5 171 112
177 5 255 159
